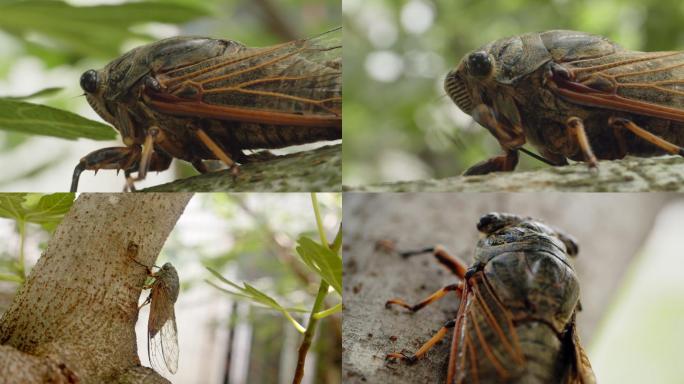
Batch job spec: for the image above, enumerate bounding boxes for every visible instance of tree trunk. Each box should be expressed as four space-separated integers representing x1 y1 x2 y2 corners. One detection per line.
342 193 669 383
0 193 193 384
144 144 341 192
347 156 684 192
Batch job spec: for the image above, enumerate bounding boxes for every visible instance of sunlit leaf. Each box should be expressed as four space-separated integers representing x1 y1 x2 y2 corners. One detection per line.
0 99 116 140
0 193 74 232
295 237 342 295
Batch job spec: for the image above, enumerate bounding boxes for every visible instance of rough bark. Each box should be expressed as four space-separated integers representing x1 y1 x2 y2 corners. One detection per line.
143 144 341 192
342 193 670 383
0 193 193 384
346 156 684 192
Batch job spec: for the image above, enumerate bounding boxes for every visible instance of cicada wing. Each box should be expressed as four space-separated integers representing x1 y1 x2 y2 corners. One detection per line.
146 28 342 128
147 280 179 374
561 318 596 384
555 50 684 122
450 275 526 383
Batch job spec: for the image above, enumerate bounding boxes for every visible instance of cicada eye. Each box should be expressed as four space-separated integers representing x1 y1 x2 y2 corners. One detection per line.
80 69 99 93
466 51 493 77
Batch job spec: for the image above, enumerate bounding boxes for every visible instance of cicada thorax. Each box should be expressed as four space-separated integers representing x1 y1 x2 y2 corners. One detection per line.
452 227 581 383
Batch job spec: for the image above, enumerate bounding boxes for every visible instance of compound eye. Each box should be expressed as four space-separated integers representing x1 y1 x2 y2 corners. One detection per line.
467 51 493 77
79 69 99 93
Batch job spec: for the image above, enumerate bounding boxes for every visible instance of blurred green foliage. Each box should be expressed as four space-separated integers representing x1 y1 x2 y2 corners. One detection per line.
342 0 684 185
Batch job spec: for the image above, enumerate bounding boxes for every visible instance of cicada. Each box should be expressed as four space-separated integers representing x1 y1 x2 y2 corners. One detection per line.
446 30 684 175
72 27 342 191
385 213 595 383
143 262 180 375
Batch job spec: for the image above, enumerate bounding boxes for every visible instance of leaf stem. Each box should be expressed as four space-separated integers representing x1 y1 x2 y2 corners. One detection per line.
311 193 328 247
17 221 26 281
292 279 329 384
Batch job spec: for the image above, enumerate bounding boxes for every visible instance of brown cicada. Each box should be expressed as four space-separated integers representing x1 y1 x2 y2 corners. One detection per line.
446 30 684 175
72 28 341 191
386 213 595 383
141 262 180 375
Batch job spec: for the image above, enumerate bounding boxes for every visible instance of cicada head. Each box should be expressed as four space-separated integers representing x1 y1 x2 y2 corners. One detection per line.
80 68 116 126
475 212 578 264
444 49 498 116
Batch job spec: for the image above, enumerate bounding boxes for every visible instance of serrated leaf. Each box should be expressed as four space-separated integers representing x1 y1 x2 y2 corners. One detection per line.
296 237 342 295
24 193 75 232
0 99 116 140
0 194 27 222
0 193 74 232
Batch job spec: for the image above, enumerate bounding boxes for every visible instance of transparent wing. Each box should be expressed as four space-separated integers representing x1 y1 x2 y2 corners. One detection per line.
148 279 179 374
146 28 342 127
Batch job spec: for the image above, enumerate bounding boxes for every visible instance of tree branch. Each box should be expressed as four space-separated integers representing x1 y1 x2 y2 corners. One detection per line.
0 193 193 384
347 156 684 192
144 144 341 192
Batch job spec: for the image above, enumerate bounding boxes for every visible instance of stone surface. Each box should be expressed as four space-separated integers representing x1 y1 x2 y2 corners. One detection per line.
342 193 670 383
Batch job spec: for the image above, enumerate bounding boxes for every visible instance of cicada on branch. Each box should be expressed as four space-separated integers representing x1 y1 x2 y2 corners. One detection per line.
386 213 595 383
446 30 684 175
73 27 341 191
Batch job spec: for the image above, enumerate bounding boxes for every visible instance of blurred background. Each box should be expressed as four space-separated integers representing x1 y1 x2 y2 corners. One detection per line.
0 193 342 384
0 0 339 191
342 193 684 383
342 0 684 186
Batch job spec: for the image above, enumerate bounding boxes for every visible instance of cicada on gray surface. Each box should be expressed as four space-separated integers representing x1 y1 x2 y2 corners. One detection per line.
143 262 180 375
386 213 595 384
445 30 684 175
72 27 342 191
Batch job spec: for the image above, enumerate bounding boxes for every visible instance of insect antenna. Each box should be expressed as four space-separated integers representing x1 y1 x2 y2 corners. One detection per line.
518 147 556 166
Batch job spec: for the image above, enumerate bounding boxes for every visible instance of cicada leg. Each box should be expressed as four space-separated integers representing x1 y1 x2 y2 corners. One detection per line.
386 282 464 312
464 105 525 175
189 123 239 176
124 127 173 191
71 145 142 192
399 245 468 278
609 117 684 156
566 117 598 169
387 319 456 363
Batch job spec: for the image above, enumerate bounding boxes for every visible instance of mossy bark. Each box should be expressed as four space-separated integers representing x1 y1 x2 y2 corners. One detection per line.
144 144 341 192
0 193 193 384
347 156 684 192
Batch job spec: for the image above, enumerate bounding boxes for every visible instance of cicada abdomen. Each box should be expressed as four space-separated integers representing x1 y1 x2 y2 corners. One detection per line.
446 30 684 175
386 213 595 384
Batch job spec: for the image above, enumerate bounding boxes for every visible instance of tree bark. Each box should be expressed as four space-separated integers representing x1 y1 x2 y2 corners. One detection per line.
0 193 193 384
347 156 684 192
144 144 341 192
342 193 670 383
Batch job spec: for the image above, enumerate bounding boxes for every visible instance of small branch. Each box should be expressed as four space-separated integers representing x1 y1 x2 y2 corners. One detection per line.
143 144 341 192
347 156 684 192
292 280 328 384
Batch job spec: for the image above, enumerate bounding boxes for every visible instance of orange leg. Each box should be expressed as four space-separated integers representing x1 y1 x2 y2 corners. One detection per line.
387 319 456 363
400 245 468 278
192 125 237 171
386 282 464 312
566 117 598 168
609 117 684 156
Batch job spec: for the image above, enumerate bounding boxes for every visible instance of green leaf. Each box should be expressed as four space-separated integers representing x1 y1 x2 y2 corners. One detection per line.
296 237 342 295
0 193 74 232
0 272 23 284
205 267 307 332
5 87 63 100
0 99 116 140
0 0 209 58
